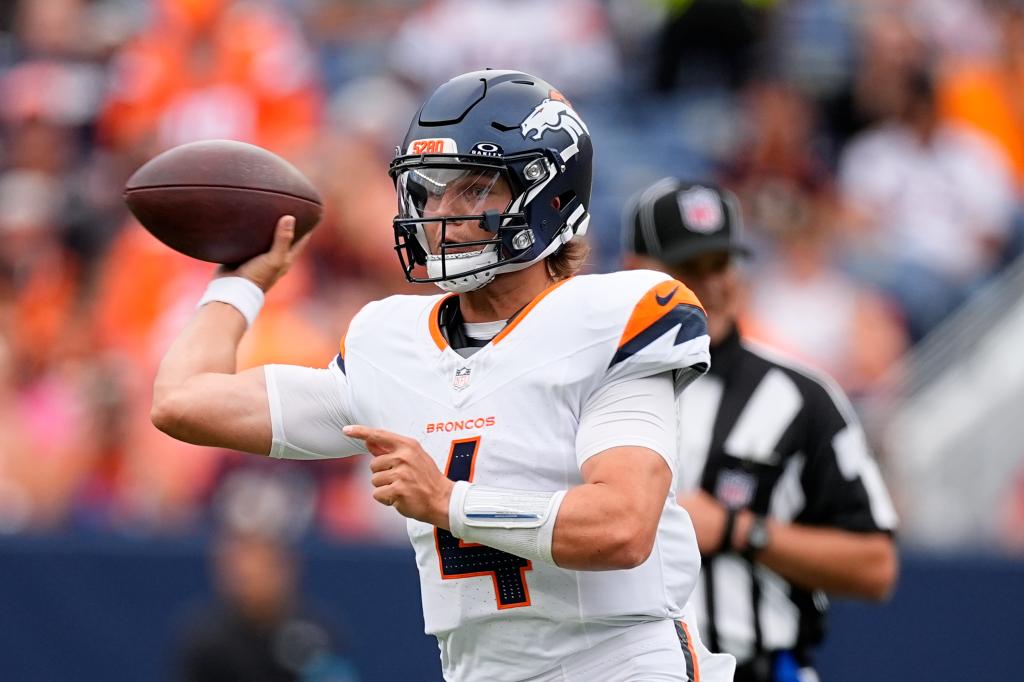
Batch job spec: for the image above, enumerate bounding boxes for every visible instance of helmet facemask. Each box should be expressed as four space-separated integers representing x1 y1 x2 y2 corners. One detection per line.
391 153 558 293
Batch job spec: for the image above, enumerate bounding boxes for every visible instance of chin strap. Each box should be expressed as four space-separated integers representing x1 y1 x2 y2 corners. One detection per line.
433 269 495 293
427 246 498 293
427 214 584 292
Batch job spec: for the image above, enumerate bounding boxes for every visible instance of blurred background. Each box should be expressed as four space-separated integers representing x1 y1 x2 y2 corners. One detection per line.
0 0 1022 679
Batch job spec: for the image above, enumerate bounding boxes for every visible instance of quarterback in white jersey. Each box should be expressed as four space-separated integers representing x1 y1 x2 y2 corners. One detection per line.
279 270 709 679
151 70 720 681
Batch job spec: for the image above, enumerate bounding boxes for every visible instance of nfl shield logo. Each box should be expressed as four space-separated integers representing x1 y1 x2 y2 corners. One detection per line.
715 470 756 508
452 367 472 391
678 187 724 234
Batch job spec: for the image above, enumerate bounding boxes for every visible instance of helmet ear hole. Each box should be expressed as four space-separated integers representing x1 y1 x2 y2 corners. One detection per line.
554 190 576 215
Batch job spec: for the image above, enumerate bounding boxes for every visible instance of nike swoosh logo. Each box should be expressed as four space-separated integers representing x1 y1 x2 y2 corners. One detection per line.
655 286 679 306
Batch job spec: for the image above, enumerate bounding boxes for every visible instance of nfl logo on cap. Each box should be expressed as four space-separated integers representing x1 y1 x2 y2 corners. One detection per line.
452 367 472 391
678 186 724 234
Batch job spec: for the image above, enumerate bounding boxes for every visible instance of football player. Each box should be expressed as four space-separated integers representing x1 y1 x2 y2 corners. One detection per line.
152 70 729 681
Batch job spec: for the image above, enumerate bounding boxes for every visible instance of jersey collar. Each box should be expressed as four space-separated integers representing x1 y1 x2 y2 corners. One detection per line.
427 277 572 352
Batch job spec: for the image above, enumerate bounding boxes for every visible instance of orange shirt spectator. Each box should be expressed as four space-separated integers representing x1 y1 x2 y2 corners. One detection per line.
99 0 321 156
940 62 1024 187
939 6 1024 189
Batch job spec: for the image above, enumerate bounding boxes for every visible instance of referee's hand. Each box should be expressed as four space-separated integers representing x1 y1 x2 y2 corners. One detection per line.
679 491 734 555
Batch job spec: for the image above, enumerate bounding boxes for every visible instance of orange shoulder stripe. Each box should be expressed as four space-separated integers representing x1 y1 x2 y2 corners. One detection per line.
492 277 572 345
618 279 703 350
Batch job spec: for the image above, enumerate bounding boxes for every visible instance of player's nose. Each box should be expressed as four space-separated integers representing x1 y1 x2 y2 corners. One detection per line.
437 188 472 217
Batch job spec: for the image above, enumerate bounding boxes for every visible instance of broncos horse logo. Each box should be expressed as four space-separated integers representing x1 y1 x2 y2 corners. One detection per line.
520 99 590 160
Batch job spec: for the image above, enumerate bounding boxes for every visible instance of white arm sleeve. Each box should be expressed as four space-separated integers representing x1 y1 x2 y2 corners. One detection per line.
264 362 366 460
575 372 677 473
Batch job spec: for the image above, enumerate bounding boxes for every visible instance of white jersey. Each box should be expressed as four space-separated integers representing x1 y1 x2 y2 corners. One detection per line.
276 270 711 681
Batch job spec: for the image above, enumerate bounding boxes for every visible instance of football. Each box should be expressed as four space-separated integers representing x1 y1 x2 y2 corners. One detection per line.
124 139 323 264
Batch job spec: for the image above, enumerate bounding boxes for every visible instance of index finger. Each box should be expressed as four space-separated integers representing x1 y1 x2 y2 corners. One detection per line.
343 425 406 452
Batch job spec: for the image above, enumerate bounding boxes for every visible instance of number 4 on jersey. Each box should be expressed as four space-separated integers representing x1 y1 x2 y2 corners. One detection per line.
434 437 532 609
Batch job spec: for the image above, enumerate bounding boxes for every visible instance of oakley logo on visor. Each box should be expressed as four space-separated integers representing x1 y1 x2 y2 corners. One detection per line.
470 142 503 157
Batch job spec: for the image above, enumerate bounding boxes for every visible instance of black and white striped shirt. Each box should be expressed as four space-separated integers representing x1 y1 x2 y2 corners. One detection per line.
677 328 897 670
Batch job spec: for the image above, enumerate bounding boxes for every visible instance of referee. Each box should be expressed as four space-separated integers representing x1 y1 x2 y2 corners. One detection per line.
623 179 899 682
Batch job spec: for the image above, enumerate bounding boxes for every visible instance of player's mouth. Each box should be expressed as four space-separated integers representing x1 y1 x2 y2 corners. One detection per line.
441 239 485 254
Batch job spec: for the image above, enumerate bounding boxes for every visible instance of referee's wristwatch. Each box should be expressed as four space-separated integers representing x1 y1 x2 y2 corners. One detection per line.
742 514 771 560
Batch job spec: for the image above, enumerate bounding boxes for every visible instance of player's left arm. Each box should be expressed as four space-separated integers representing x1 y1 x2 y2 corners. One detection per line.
545 369 678 571
345 372 678 571
547 444 672 570
346 449 671 572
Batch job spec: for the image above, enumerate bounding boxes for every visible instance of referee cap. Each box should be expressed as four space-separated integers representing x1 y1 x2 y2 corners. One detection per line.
622 178 750 264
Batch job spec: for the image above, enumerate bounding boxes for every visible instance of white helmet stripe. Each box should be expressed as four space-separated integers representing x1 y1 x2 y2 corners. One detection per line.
566 204 585 229
508 159 557 214
574 214 590 237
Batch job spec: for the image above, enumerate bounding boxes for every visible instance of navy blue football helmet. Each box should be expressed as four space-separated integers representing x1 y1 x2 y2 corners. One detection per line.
388 70 593 292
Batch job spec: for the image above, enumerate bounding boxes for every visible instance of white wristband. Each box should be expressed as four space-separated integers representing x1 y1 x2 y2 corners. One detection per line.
196 276 265 328
448 480 566 565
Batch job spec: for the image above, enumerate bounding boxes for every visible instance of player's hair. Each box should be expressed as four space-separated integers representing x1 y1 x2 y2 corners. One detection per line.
546 239 589 280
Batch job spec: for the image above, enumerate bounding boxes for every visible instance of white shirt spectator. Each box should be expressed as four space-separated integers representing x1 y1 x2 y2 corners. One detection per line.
839 121 1015 281
389 0 621 100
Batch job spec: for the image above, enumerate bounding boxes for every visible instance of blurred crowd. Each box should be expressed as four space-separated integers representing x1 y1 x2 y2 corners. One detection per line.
1 0 1023 544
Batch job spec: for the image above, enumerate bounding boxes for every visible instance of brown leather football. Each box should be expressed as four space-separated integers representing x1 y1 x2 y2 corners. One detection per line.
124 140 322 264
